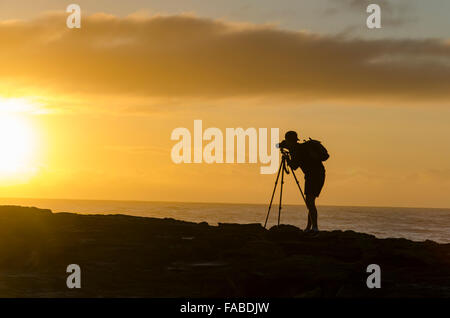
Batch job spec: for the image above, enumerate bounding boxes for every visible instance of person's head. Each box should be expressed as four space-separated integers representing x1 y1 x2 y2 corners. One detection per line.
284 130 299 147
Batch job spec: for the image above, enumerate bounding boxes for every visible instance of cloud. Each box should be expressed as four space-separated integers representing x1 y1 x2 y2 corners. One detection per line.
1 12 450 104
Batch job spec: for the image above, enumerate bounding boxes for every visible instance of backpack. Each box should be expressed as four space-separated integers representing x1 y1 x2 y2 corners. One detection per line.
303 138 329 162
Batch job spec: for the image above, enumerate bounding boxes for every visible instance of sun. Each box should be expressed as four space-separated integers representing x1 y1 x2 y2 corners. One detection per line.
0 115 34 176
0 99 38 181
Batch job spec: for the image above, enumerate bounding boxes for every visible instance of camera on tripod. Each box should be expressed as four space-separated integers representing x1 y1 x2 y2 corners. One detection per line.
276 141 291 161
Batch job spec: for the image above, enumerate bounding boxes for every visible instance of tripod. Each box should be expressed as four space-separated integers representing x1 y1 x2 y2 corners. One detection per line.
264 150 307 228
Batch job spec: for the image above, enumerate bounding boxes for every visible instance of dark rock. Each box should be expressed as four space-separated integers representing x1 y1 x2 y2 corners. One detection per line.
0 205 449 297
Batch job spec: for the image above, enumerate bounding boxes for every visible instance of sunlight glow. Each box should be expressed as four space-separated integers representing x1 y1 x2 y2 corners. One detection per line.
0 99 38 182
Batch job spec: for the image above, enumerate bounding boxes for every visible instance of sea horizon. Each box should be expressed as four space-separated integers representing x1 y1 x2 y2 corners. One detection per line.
2 196 450 211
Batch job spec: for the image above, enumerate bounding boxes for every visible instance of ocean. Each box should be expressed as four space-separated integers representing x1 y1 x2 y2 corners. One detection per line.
0 198 449 243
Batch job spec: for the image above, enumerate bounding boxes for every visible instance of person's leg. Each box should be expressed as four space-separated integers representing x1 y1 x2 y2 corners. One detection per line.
305 169 324 231
304 176 312 231
306 194 318 231
305 212 311 231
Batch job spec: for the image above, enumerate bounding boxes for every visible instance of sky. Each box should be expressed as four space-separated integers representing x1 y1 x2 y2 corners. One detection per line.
0 1 450 208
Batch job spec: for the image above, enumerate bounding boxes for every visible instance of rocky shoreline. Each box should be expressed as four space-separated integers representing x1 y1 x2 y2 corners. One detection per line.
0 205 449 297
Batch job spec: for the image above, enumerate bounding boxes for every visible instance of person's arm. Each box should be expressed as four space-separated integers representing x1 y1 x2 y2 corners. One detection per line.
287 144 302 170
286 152 300 170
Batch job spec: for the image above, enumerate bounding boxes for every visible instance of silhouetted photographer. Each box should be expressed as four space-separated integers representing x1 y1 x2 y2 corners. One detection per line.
276 131 329 232
279 131 330 231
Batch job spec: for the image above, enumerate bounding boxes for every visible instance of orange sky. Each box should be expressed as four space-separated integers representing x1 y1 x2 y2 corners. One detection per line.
1 9 450 208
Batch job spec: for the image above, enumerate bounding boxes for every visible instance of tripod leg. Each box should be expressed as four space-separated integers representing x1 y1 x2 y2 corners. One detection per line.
278 158 286 226
264 158 284 228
